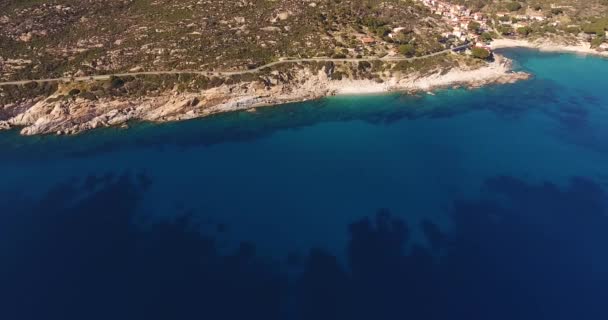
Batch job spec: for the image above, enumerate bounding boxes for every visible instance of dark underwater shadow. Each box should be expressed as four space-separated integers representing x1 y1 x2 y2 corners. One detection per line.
0 173 287 320
297 176 608 320
1 172 607 320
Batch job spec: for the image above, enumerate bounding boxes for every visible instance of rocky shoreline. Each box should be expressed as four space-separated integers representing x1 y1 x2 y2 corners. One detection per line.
0 55 529 136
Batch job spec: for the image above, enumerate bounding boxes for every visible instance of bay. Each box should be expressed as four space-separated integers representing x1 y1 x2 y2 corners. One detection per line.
1 49 607 319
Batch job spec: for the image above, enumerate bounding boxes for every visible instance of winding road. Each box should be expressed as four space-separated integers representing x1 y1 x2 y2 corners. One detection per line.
0 45 470 87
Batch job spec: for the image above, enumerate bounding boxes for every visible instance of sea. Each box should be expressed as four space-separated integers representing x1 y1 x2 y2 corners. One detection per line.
1 48 607 320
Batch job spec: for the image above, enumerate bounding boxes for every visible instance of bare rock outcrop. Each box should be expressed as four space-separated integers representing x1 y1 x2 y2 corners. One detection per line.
0 120 10 130
3 56 529 136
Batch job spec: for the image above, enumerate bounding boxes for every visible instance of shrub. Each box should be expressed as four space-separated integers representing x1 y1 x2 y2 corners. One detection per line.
497 25 514 35
591 35 606 48
109 76 125 89
331 71 344 80
506 2 522 12
358 61 371 70
398 44 415 57
468 21 481 34
68 88 81 96
517 26 532 36
471 47 491 60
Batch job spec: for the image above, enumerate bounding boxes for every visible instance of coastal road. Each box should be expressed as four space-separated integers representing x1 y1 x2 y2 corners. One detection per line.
0 45 471 87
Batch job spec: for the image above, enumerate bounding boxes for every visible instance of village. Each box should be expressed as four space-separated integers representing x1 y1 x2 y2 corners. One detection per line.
416 0 585 55
419 0 608 53
417 0 502 56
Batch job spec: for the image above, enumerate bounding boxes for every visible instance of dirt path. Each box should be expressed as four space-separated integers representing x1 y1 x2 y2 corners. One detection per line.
0 45 470 87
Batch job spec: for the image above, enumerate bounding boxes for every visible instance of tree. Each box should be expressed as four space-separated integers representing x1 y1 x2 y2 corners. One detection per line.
517 26 532 36
468 21 481 34
357 61 371 71
398 44 416 57
481 32 494 42
471 47 491 60
498 25 514 35
506 2 522 12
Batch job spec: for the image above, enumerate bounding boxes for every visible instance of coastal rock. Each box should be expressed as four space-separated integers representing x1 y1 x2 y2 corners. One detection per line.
3 55 530 136
0 120 10 130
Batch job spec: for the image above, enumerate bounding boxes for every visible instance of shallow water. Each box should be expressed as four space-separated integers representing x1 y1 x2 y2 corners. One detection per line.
1 49 608 319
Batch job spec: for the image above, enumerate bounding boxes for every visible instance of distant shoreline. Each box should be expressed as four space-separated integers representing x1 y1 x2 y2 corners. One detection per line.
491 38 608 58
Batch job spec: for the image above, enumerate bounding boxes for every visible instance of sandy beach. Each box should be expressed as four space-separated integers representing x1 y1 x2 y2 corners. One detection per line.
491 38 608 58
327 54 528 95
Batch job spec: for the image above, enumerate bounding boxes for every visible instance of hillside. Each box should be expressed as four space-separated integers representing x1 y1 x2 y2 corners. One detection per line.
0 0 453 81
0 0 549 135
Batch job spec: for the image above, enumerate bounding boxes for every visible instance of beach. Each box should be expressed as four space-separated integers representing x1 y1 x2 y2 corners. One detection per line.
491 38 608 58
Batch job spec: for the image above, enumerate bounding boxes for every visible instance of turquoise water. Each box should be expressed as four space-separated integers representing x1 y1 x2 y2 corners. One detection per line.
1 49 608 319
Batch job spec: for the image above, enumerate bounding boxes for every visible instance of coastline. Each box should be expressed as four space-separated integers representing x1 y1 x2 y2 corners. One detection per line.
328 55 527 94
491 38 608 58
0 54 529 136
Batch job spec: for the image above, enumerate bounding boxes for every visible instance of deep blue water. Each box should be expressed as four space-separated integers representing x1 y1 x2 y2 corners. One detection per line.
1 49 608 319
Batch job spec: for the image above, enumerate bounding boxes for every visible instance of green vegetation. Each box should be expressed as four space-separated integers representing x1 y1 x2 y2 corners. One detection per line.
566 26 581 34
398 44 416 57
591 35 606 47
497 25 514 35
363 17 391 37
481 32 494 41
0 82 58 115
582 17 608 35
0 0 454 84
468 21 481 34
506 2 522 12
517 26 532 36
471 47 491 60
